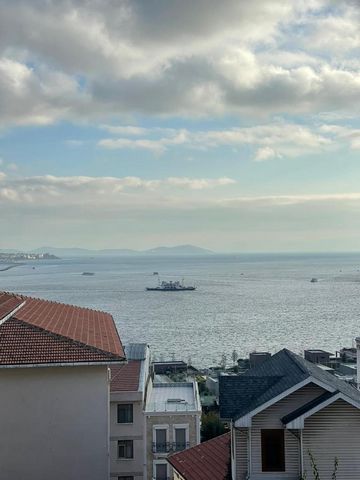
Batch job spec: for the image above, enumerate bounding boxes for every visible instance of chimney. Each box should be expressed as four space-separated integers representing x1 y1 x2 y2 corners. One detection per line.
356 337 360 389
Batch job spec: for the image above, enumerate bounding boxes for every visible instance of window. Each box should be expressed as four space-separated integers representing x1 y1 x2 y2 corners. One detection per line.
117 403 133 423
154 428 168 453
118 477 133 480
155 463 168 480
261 429 285 472
118 440 134 459
174 427 187 451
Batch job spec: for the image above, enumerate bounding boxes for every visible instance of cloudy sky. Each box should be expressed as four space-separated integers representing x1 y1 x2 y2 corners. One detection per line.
0 0 359 251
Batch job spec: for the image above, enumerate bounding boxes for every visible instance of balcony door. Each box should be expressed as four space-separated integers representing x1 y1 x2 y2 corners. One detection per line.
174 428 187 451
155 428 167 453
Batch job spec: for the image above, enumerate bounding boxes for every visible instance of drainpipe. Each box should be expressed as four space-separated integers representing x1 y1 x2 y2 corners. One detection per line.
247 427 252 480
356 337 360 390
300 429 304 479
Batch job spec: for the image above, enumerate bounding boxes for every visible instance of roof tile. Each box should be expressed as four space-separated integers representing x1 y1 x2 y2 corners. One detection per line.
168 433 231 480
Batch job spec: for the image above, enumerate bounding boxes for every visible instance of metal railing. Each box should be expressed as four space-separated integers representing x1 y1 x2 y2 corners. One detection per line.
152 441 190 453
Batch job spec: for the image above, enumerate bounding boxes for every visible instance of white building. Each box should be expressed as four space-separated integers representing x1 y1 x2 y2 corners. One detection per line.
0 291 125 480
110 343 151 480
145 381 202 480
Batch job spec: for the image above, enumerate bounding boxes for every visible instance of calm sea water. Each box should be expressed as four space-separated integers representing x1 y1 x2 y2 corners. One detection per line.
1 253 360 367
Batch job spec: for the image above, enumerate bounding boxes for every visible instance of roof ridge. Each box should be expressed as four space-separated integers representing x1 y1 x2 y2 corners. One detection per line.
1 291 111 316
9 317 123 361
282 348 309 375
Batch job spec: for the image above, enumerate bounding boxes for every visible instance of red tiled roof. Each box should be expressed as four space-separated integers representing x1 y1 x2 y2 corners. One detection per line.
168 433 231 480
0 318 122 365
110 361 142 392
0 293 23 321
0 291 125 365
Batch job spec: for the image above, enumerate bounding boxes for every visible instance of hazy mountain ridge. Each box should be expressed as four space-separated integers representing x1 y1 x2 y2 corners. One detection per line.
28 244 213 257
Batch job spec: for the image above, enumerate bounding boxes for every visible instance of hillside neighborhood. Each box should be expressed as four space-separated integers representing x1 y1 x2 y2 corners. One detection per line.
1 291 360 479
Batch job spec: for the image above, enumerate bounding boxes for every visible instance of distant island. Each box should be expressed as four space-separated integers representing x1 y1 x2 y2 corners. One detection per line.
27 244 214 257
0 252 59 262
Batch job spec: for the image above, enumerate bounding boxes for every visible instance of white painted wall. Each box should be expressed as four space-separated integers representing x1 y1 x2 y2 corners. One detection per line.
0 365 110 480
110 391 145 479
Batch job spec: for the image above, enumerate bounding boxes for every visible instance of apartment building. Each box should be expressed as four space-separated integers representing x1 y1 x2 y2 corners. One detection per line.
0 291 125 480
145 381 201 480
110 343 151 480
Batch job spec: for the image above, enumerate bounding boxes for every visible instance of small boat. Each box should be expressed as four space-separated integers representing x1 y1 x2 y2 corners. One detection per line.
310 278 318 283
146 279 196 291
153 272 159 275
82 272 95 276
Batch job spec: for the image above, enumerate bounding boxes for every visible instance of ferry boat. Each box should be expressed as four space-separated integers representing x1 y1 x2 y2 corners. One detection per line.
146 279 196 291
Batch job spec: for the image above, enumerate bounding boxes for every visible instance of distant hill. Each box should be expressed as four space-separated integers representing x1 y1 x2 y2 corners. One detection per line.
144 245 213 255
31 245 213 257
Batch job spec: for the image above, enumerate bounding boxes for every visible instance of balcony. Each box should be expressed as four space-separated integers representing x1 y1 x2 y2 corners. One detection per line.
152 441 190 453
152 442 171 453
172 441 190 452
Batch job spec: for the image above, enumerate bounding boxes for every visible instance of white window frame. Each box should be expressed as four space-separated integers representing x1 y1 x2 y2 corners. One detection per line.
172 423 189 451
152 424 169 455
153 459 169 480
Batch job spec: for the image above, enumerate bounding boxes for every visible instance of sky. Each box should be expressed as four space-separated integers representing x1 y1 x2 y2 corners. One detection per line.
0 0 360 252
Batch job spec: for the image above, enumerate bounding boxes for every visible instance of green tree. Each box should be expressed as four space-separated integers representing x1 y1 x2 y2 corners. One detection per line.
201 412 226 442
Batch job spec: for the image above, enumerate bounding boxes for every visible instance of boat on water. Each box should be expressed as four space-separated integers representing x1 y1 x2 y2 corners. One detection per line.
310 278 318 283
82 272 95 276
146 279 196 291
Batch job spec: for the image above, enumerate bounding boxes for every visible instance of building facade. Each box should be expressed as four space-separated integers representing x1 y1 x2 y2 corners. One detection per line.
145 381 201 480
0 291 125 480
110 344 151 480
220 348 360 480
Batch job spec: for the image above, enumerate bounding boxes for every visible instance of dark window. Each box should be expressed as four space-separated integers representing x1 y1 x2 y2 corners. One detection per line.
261 429 285 472
117 404 133 423
154 428 168 453
118 440 134 459
174 428 187 451
118 477 134 480
155 463 168 480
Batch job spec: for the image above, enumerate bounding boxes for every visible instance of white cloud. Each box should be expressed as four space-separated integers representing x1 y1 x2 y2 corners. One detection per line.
0 174 237 206
99 122 334 160
0 1 359 126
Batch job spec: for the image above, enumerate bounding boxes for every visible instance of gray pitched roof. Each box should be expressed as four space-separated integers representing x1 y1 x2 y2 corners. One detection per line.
219 349 360 421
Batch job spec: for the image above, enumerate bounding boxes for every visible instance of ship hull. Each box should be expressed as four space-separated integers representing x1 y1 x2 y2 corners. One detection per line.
146 287 196 291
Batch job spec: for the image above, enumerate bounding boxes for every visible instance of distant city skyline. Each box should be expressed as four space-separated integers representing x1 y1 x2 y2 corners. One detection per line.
0 1 359 251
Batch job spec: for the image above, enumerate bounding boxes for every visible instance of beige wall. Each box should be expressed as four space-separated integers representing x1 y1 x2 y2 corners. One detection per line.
146 413 200 480
0 365 110 480
110 391 145 479
235 383 325 480
303 399 360 480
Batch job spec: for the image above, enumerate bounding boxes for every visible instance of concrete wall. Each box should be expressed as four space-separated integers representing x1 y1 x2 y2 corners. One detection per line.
110 391 144 479
0 365 110 480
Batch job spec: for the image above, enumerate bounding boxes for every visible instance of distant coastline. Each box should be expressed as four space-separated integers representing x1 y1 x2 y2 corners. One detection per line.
13 244 214 257
0 252 59 262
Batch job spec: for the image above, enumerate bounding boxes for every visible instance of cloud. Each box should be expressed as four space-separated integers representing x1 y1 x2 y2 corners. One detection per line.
0 0 359 126
99 122 334 160
0 174 237 206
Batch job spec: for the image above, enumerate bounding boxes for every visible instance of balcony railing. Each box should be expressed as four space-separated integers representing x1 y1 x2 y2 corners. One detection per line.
152 441 190 453
152 442 171 453
173 441 190 452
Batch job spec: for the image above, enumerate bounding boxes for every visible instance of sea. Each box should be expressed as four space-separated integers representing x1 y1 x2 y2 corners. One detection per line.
1 253 360 368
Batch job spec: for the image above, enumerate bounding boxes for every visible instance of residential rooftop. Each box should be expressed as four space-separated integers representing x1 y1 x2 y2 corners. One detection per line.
146 382 200 413
220 348 360 421
110 361 142 392
0 291 125 366
168 432 231 480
